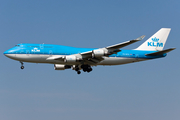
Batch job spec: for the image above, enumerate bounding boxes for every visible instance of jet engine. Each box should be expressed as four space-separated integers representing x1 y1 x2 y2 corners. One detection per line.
64 56 82 63
92 49 108 57
54 64 71 70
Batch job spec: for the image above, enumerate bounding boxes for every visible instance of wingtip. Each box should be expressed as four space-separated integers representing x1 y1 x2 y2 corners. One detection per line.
170 48 176 50
136 35 145 41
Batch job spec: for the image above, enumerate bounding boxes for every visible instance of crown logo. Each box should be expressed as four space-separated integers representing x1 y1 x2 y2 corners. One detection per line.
152 37 159 42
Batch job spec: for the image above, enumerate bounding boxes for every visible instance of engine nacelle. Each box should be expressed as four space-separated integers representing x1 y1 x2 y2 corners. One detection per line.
64 55 82 63
54 64 71 70
92 49 106 57
64 56 77 63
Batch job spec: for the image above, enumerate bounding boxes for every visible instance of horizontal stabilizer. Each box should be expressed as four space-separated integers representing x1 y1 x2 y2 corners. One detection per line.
145 48 176 56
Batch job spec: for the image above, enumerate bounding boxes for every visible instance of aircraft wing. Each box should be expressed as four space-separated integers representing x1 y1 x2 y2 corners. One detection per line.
46 35 144 64
81 35 145 58
106 35 145 50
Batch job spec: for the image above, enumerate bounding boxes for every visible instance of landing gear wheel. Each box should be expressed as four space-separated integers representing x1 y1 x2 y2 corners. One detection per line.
75 67 79 71
77 71 81 74
21 66 24 69
89 68 92 72
87 68 92 73
82 65 93 73
20 61 24 69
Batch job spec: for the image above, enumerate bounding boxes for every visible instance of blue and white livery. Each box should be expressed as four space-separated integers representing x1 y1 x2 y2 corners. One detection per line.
4 28 175 74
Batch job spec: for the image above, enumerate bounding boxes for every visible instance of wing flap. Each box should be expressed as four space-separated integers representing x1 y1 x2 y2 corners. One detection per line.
84 57 104 65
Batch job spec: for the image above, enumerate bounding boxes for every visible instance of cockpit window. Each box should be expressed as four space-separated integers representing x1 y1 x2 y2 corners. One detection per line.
15 45 20 47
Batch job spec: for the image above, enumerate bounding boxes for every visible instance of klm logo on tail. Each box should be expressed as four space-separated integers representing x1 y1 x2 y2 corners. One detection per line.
152 37 159 42
148 37 163 47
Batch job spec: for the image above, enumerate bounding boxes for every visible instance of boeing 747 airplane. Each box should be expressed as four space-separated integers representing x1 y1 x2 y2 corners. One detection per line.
4 28 175 74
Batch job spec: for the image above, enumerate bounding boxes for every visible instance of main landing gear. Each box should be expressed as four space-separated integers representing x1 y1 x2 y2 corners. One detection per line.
74 65 93 74
74 67 81 74
81 65 92 73
20 61 24 69
74 66 81 74
77 71 81 74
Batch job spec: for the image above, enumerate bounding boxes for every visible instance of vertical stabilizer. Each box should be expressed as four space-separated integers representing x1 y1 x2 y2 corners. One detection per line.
136 28 171 51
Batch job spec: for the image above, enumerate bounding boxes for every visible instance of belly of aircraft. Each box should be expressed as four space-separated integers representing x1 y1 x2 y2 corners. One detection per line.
6 54 146 65
98 57 139 65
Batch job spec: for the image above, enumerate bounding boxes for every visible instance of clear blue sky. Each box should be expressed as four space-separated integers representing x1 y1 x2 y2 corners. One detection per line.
0 0 180 120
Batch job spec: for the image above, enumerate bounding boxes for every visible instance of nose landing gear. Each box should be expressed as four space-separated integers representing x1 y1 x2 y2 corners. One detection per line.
20 61 24 69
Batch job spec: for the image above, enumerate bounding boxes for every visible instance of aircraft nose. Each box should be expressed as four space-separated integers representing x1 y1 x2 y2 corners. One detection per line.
4 50 9 56
4 54 9 57
4 48 18 59
3 50 13 58
3 50 16 60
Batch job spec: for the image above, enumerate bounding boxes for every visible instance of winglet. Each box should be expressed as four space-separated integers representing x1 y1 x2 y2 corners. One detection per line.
136 35 145 40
